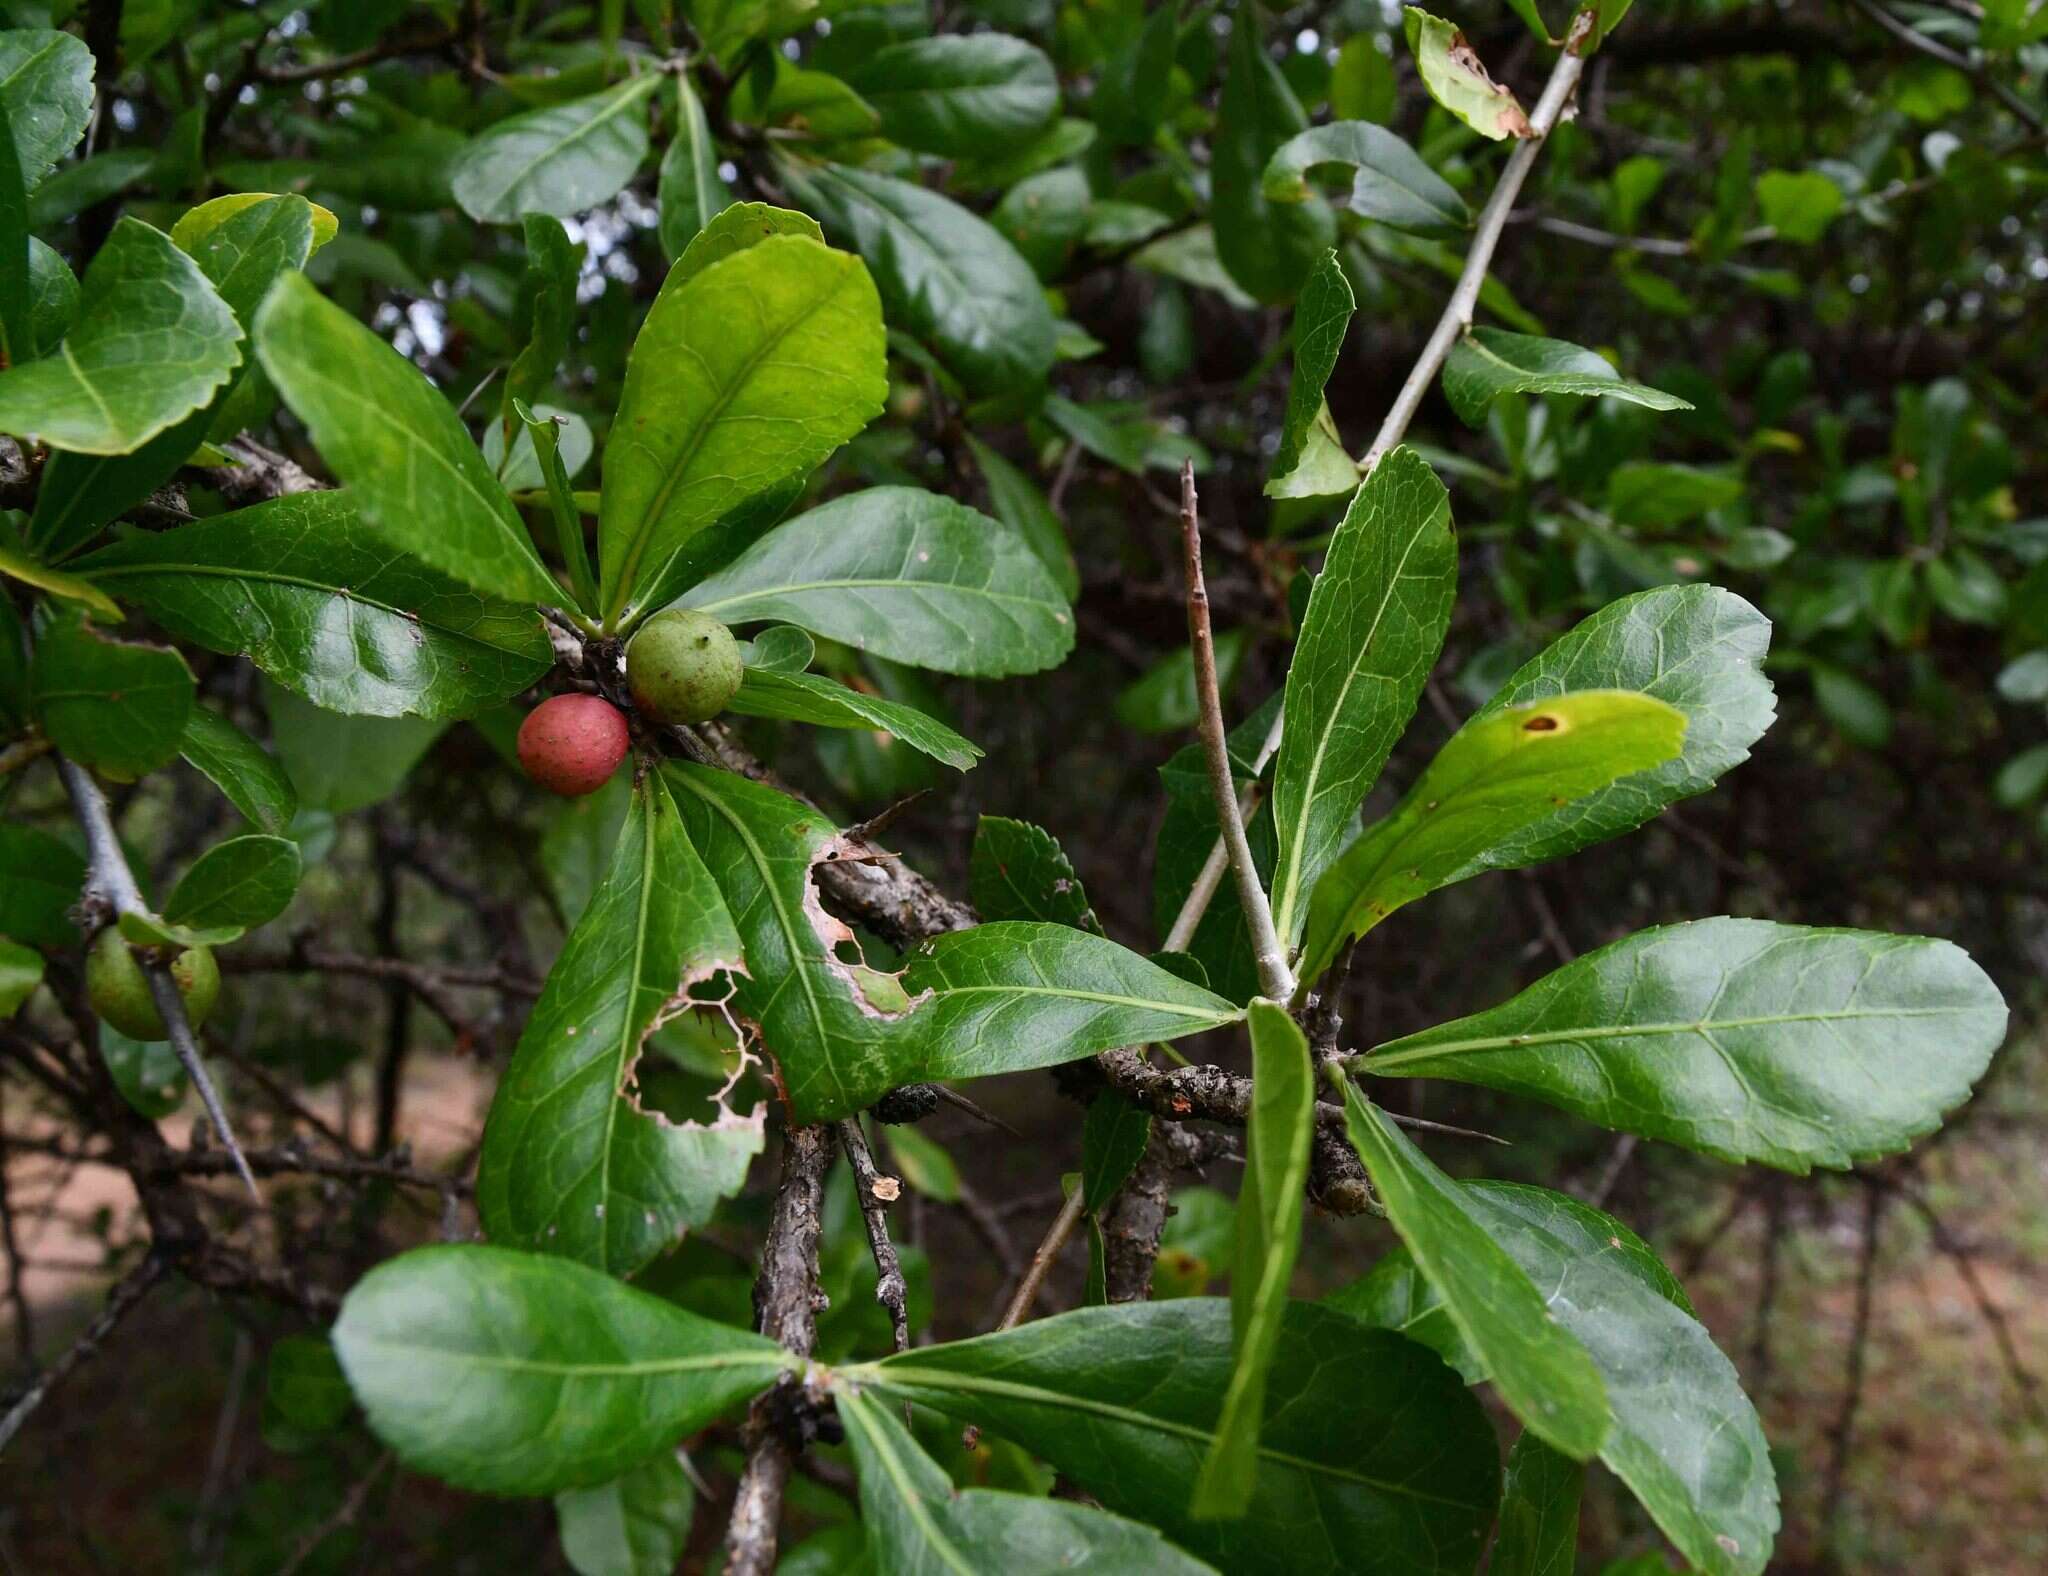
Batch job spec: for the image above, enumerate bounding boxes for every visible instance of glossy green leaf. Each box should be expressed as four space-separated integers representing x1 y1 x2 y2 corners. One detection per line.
256 273 558 604
0 91 31 370
556 1450 695 1576
479 771 761 1277
839 1386 1219 1575
1271 447 1457 946
1081 1092 1151 1214
1491 1433 1584 1576
0 539 121 618
179 707 297 835
970 815 1097 931
862 1299 1499 1576
726 667 982 770
100 1025 187 1118
739 623 814 673
506 214 580 423
966 434 1078 601
846 35 1059 157
265 682 447 814
26 148 149 227
164 833 300 932
896 921 1244 1091
789 161 1057 396
0 823 84 946
1267 251 1357 499
1213 11 1335 303
32 195 317 560
1360 917 2006 1173
331 1243 793 1495
0 937 40 1016
1442 329 1692 428
1333 1182 1777 1576
1462 585 1774 874
1300 691 1686 982
80 489 553 719
656 75 729 261
1403 9 1530 141
1332 1072 1609 1459
0 29 93 186
170 192 339 254
1755 170 1842 244
597 234 886 629
452 73 661 224
26 236 74 354
729 63 881 144
0 218 241 456
1193 1001 1314 1518
680 486 1074 678
1092 3 1178 147
672 201 824 288
1263 122 1468 233
30 613 195 777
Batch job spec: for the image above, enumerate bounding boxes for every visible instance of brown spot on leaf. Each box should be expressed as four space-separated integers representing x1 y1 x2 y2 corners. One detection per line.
1523 713 1562 733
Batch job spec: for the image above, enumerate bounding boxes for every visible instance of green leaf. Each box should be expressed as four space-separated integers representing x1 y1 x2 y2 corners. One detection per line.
1093 3 1179 147
846 35 1060 157
0 29 93 186
30 613 195 777
597 234 886 629
730 62 881 144
863 1299 1499 1576
1115 630 1246 736
170 191 339 255
898 921 1244 1090
32 195 318 560
1403 9 1530 141
26 148 149 227
970 816 1097 931
1755 170 1842 244
1263 122 1468 233
265 682 447 814
0 219 241 456
1465 585 1774 871
1266 251 1357 499
992 165 1089 281
1213 11 1335 303
680 487 1074 678
1330 35 1397 123
24 236 73 355
1335 1183 1777 1576
0 91 31 371
332 1243 793 1496
1332 1072 1609 1458
0 823 84 946
1300 691 1687 983
964 436 1078 603
179 707 297 835
1606 462 1743 528
1192 1001 1314 1518
657 75 729 261
1080 1092 1150 1214
1441 329 1692 428
0 936 40 1016
479 771 761 1277
1491 1434 1584 1576
266 1334 354 1438
506 214 580 422
99 1024 187 1118
1360 917 2007 1172
726 667 982 770
672 201 824 288
1271 447 1457 946
839 1386 1220 1575
164 833 300 932
0 538 122 619
257 273 557 603
452 73 661 224
883 1124 961 1204
788 161 1057 396
80 490 553 719
557 1450 694 1576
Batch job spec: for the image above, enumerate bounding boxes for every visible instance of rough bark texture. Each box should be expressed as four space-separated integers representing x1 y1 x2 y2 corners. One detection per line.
1099 1124 1235 1304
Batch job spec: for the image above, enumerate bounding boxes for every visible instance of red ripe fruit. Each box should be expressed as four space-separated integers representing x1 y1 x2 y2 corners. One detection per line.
517 694 630 796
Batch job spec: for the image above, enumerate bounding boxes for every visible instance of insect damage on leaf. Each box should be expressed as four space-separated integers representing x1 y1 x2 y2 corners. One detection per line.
805 831 934 1022
1447 31 1533 139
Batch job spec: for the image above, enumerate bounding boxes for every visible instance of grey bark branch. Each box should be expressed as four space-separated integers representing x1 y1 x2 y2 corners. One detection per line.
835 1118 910 1354
0 1250 168 1454
725 1123 834 1576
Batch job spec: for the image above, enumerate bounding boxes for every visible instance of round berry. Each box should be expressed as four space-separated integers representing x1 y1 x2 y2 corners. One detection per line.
517 693 630 796
86 930 221 1041
626 609 745 725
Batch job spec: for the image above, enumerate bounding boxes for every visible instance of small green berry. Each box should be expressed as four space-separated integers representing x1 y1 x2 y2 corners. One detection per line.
627 609 745 724
86 930 221 1041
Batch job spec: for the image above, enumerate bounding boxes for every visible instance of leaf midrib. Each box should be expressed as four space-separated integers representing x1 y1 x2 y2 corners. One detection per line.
469 75 655 219
1366 1004 1978 1072
861 1365 1494 1512
692 576 1060 615
349 1336 787 1381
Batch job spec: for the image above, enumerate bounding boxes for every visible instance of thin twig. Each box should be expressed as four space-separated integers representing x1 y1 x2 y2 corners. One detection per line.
1899 1182 2044 1423
1821 1179 1887 1538
0 1251 168 1454
1179 463 1294 1004
55 756 257 1198
273 1450 395 1576
996 1185 1087 1331
835 1119 909 1354
1845 0 2045 131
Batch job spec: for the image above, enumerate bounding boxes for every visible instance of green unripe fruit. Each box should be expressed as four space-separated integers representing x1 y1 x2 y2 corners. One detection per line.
86 930 220 1041
627 609 745 724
